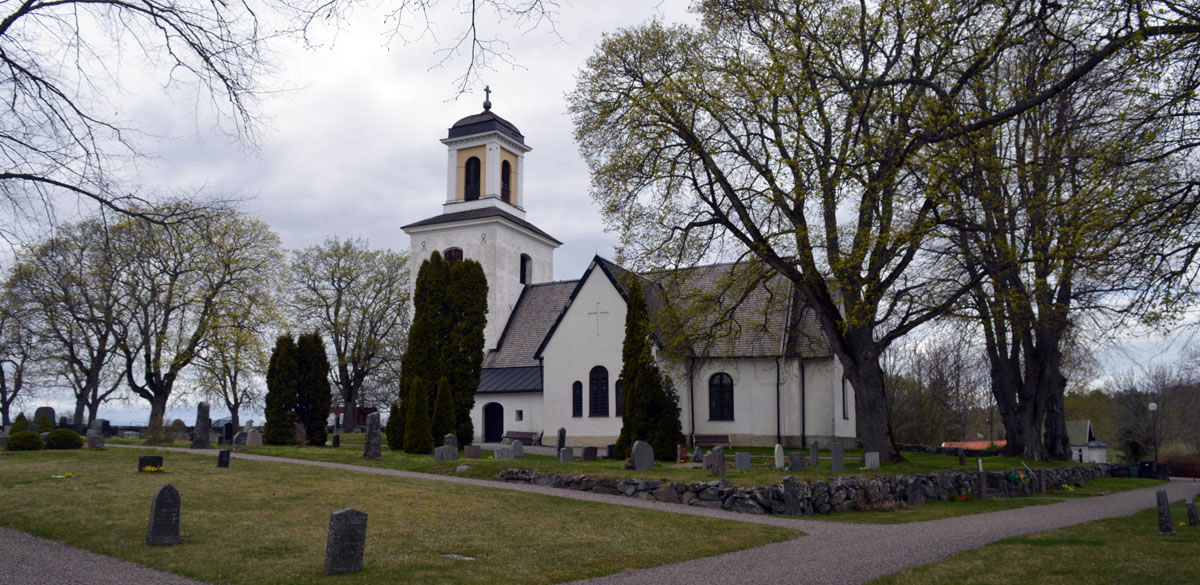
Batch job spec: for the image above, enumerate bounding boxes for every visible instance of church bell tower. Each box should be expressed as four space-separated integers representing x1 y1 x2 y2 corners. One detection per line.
402 89 562 350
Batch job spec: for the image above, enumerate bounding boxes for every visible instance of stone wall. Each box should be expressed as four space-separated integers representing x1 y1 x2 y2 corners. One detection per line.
496 463 1127 517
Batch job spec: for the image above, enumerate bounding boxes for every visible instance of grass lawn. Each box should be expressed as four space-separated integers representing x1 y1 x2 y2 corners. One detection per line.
0 448 799 585
869 498 1200 585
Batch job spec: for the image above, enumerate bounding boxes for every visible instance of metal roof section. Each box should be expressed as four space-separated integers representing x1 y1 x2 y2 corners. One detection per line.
477 366 543 394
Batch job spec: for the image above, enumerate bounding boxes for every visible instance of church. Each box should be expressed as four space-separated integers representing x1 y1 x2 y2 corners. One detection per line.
402 100 857 449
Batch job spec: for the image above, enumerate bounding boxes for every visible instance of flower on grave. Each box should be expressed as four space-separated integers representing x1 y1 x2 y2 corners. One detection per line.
64 472 74 478
487 456 494 461
142 465 165 473
1061 484 1074 491
1181 522 1188 527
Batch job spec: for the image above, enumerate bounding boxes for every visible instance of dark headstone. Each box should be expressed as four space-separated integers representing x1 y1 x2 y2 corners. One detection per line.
443 434 458 449
781 476 803 516
809 442 819 466
864 451 880 470
223 422 234 444
581 446 598 461
190 402 213 449
555 428 567 452
978 471 988 499
735 451 751 470
58 416 68 429
787 452 806 472
831 443 844 473
233 432 247 448
1187 498 1198 527
217 450 231 468
331 434 340 448
433 445 458 462
138 455 164 472
958 448 966 466
1157 489 1175 534
34 407 56 428
559 447 575 463
464 445 481 458
146 483 181 545
0 428 7 449
606 444 619 459
293 421 307 446
511 440 524 458
324 508 367 575
712 446 726 477
631 441 653 471
362 413 381 460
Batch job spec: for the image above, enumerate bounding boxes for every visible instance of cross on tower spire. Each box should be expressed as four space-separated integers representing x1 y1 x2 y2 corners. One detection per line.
483 85 492 111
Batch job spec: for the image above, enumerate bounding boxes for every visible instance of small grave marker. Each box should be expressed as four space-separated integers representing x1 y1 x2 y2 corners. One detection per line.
581 446 598 461
1187 498 1198 527
787 452 806 471
559 447 575 463
864 452 880 470
735 451 751 471
957 448 966 466
831 443 844 473
331 434 340 448
809 442 819 466
217 450 230 468
464 445 481 458
711 446 726 477
677 444 689 462
433 445 457 462
443 434 458 450
494 446 514 461
511 440 524 458
190 402 213 449
246 429 263 446
702 453 713 470
631 441 653 471
693 446 703 463
555 428 566 452
293 422 307 446
362 413 382 460
1157 489 1175 535
223 422 234 445
138 455 163 472
146 483 180 545
325 508 367 575
774 444 784 469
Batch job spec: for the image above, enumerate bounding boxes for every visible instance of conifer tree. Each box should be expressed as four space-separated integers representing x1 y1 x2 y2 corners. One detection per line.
403 377 433 454
385 401 404 451
296 331 333 446
615 278 684 460
34 410 54 432
399 252 451 426
445 259 487 444
431 377 456 445
265 334 299 445
11 412 29 433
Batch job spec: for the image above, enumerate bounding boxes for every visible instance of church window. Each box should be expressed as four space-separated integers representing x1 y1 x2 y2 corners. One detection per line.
589 366 609 417
444 247 463 266
465 156 481 200
572 382 582 417
709 372 734 421
615 379 623 417
520 253 532 284
501 160 512 203
515 410 523 421
842 378 850 420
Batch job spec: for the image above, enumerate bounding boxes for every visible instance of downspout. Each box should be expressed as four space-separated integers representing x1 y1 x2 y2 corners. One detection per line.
688 356 696 446
801 361 807 449
775 356 782 446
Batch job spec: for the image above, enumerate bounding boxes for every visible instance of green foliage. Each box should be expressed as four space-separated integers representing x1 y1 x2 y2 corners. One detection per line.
431 377 456 445
296 331 333 446
45 429 83 450
264 334 299 445
615 278 684 461
34 411 54 432
400 252 451 416
11 412 29 433
445 259 487 444
384 402 404 452
5 430 42 451
168 419 188 435
403 378 433 454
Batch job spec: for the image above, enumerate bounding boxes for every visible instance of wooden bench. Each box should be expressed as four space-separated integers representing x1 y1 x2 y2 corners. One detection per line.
691 434 731 447
502 431 540 446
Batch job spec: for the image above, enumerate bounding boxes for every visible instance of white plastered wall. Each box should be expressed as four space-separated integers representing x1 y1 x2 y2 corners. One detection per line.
470 392 544 443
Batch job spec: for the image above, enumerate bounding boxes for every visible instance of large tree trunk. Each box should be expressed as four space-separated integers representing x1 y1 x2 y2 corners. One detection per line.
73 400 87 427
342 386 357 432
147 394 169 428
842 328 900 462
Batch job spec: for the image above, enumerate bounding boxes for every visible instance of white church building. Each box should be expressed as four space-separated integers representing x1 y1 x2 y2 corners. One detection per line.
403 102 857 449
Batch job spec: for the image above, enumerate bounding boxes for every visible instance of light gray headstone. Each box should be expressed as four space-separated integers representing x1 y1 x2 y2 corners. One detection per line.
864 451 880 470
559 447 575 463
443 433 458 450
464 445 481 458
433 445 457 462
702 452 713 470
511 440 524 458
190 402 212 449
831 443 844 473
712 446 726 477
631 440 654 471
246 429 263 446
787 452 806 471
735 451 751 471
293 421 307 446
1187 497 1198 527
693 446 703 463
774 444 785 469
363 413 382 460
810 442 819 466
555 428 567 452
1157 489 1175 534
494 446 514 461
325 508 367 575
146 483 180 545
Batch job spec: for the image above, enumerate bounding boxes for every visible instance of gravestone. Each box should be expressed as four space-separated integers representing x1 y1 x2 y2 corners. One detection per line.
787 452 806 472
711 446 726 477
443 434 458 450
958 448 966 466
774 444 784 469
864 451 880 470
631 441 653 471
433 445 458 462
606 444 619 459
190 402 213 449
830 443 844 473
146 483 181 545
1157 489 1175 535
555 428 566 453
138 455 164 472
362 413 382 460
0 428 7 449
1187 498 1198 527
677 444 689 463
809 442 819 466
58 416 68 429
294 421 307 446
223 423 234 445
693 446 703 463
331 434 340 448
324 508 368 575
977 472 988 499
735 451 751 471
87 419 105 449
464 445 481 458
511 440 524 458
233 432 247 448
246 429 264 446
34 407 56 429
494 446 514 461
702 453 713 470
559 447 575 463
581 446 598 461
217 450 231 468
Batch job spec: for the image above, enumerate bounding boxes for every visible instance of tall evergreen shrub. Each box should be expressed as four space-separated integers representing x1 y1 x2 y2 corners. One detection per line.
615 278 685 460
446 259 487 444
385 402 404 451
403 377 433 454
296 331 333 446
431 377 456 445
265 334 299 445
11 412 29 433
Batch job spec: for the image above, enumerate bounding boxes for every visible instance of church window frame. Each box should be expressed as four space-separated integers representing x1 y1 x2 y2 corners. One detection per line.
572 381 582 417
520 253 532 285
709 372 734 421
501 160 512 203
464 156 481 201
589 366 609 417
444 247 463 266
842 377 850 420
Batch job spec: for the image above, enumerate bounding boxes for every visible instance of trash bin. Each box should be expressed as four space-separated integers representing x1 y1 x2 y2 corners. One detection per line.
1130 465 1139 478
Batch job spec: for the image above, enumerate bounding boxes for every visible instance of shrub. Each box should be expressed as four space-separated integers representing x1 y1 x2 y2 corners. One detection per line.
35 411 55 433
45 429 84 450
403 377 433 454
145 419 176 445
169 418 189 435
385 402 404 452
10 412 29 433
431 377 456 445
6 431 43 451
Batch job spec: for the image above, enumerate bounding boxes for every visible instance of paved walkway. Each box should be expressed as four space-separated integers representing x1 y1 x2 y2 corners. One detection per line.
3 445 1196 585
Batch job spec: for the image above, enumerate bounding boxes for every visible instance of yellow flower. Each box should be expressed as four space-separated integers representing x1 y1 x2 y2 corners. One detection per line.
64 472 74 478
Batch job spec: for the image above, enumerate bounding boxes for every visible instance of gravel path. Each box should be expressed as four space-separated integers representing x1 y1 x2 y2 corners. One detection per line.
3 445 1195 585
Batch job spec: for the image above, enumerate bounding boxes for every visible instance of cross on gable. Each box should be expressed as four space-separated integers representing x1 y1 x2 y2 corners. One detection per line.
586 302 609 336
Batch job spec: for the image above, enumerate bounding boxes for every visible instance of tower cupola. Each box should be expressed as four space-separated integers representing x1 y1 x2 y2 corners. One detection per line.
441 87 532 217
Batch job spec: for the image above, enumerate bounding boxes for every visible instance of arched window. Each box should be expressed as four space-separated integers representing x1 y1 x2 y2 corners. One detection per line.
615 379 624 417
519 253 532 285
572 381 582 418
501 160 512 203
444 248 463 266
589 366 609 417
464 156 481 201
709 372 734 421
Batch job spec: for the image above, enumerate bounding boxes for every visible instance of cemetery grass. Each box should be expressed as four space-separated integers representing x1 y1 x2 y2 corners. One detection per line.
0 450 799 585
869 500 1200 585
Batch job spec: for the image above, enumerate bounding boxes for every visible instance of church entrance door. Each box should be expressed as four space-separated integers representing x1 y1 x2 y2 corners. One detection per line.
483 402 504 442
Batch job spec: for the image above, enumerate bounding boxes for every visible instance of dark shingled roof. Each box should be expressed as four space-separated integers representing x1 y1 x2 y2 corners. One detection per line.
477 366 542 394
401 206 562 245
484 281 577 369
448 110 525 144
